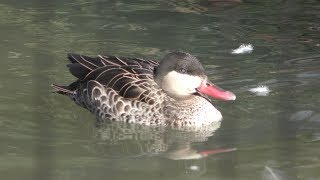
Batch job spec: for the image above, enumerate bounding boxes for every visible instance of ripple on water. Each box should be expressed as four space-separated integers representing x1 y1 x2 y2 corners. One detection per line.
296 71 320 78
284 55 320 67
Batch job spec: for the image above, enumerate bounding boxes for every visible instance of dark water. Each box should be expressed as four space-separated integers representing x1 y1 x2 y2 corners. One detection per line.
1 0 320 179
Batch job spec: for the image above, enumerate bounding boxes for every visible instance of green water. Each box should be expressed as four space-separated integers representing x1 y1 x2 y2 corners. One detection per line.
0 0 319 179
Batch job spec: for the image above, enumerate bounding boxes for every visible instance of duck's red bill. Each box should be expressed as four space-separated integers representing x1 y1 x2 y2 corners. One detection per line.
197 82 236 101
198 148 237 156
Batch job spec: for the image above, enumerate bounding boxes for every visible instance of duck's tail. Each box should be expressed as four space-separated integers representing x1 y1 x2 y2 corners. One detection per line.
51 81 79 96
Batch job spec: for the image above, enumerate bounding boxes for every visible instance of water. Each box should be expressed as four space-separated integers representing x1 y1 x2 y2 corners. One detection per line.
0 0 320 179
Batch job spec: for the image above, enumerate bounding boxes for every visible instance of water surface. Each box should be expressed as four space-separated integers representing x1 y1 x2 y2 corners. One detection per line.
0 0 319 179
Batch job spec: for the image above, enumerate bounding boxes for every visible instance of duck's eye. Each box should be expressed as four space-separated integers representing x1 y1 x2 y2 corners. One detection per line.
179 68 187 74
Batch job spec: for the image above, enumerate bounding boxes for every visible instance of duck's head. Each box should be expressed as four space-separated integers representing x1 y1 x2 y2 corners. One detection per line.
154 51 236 101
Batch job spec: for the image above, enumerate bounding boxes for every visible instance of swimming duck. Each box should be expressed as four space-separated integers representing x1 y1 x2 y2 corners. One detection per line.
52 51 236 127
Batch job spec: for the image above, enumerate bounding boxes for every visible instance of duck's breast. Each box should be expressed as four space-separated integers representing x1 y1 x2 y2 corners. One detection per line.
189 97 222 127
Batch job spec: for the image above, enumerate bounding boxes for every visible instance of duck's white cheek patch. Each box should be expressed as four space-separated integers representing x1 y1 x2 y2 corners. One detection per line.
162 71 202 96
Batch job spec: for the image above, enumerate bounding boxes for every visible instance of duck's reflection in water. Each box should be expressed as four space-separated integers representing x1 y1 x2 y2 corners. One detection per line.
92 121 221 157
85 121 236 175
62 105 239 178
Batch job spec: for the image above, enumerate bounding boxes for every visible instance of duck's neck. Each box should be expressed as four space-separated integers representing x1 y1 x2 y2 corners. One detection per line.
165 94 203 107
168 93 196 101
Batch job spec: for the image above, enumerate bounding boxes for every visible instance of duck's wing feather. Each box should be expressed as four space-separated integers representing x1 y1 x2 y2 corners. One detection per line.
67 54 157 79
53 54 160 104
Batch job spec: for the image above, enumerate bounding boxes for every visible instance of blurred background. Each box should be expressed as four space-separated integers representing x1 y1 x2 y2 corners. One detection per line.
0 0 319 179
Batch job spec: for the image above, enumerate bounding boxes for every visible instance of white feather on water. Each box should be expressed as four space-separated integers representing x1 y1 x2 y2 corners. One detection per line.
249 85 271 96
231 44 254 54
189 165 200 171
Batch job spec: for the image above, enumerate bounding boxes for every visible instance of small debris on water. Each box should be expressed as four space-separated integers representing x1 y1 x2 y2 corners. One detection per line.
189 165 200 171
249 85 270 96
231 44 254 54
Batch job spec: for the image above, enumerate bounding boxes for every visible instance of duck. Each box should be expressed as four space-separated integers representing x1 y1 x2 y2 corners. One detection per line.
52 51 236 127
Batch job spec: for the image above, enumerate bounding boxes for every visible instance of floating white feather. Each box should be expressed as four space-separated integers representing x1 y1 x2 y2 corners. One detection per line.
249 85 271 96
231 44 254 54
189 165 200 171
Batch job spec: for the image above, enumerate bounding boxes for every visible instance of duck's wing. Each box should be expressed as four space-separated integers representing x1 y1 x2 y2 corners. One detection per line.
52 54 160 105
66 54 158 80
